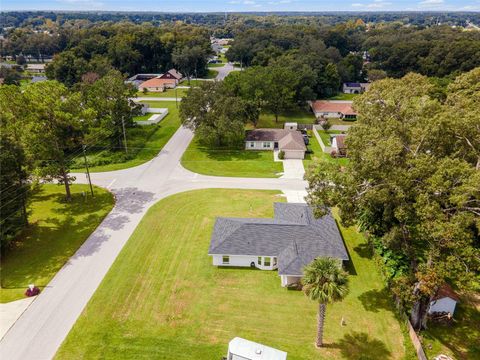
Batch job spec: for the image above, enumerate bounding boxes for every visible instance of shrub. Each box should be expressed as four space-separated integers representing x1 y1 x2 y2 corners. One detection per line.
330 150 337 158
278 150 285 159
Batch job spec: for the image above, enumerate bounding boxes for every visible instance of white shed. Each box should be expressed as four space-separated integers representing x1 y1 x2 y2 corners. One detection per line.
284 122 297 130
428 284 460 315
227 337 287 360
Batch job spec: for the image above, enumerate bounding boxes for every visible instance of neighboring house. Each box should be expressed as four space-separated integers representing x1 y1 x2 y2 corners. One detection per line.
245 129 306 159
342 82 370 94
208 203 349 287
126 73 162 89
138 69 183 92
428 284 460 315
310 100 357 120
26 63 45 73
331 134 347 157
31 76 47 83
227 337 287 360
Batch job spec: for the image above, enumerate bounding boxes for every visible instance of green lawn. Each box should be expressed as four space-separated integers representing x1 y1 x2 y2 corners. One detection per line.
255 108 315 129
181 79 211 87
208 63 225 68
72 102 181 172
317 130 344 146
132 114 153 122
0 184 114 303
137 87 190 98
326 93 359 101
181 139 283 178
304 131 350 169
203 69 218 79
421 294 480 360
56 189 411 360
327 118 358 126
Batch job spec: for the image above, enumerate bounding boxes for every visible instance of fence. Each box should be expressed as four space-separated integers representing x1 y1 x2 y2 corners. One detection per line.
312 127 333 154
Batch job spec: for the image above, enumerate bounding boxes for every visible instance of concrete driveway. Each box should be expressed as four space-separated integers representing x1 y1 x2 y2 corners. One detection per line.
280 159 305 179
0 126 307 360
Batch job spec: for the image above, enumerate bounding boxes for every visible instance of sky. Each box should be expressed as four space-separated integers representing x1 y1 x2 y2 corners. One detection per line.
1 0 479 12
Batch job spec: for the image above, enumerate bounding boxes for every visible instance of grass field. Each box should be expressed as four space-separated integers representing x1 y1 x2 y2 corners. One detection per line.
421 293 480 359
181 139 283 178
73 102 181 172
137 87 190 98
255 108 315 129
203 69 218 79
317 130 344 146
132 114 153 122
55 189 412 360
0 184 114 303
208 63 225 68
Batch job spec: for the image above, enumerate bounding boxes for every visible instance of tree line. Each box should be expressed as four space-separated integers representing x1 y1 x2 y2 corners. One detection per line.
0 71 137 249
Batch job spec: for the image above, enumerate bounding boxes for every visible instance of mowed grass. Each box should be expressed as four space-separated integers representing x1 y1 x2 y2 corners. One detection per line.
421 293 480 359
77 101 181 172
56 189 410 360
0 184 114 303
137 87 190 98
181 139 283 178
304 132 350 169
255 108 316 129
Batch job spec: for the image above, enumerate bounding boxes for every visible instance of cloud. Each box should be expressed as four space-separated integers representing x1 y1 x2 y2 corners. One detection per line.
418 0 444 4
351 0 392 8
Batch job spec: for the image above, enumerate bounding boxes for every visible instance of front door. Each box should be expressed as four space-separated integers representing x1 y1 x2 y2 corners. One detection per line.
274 142 279 149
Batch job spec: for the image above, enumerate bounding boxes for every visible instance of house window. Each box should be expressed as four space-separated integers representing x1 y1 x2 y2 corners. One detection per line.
263 142 270 148
258 256 262 265
222 255 229 264
250 142 255 148
264 257 271 267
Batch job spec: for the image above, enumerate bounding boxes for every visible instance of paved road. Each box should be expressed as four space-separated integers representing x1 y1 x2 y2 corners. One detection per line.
0 126 307 360
215 62 240 80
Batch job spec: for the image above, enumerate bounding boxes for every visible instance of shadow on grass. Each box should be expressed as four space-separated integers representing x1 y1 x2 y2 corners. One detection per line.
358 288 395 313
335 331 392 359
422 303 480 359
353 242 374 259
335 219 357 276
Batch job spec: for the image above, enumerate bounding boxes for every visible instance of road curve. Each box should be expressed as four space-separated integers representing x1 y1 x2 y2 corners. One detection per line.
0 126 306 360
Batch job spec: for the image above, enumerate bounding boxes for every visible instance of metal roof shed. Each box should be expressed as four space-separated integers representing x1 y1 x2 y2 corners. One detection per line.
227 337 287 360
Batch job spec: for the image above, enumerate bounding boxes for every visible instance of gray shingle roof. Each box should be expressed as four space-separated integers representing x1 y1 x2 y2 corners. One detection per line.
209 203 349 276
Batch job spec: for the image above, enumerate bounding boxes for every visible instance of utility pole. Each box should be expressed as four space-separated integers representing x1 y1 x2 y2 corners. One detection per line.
121 116 128 154
175 87 178 109
83 144 94 197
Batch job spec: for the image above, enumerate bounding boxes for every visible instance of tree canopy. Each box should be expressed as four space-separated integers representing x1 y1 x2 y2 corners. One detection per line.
306 69 480 329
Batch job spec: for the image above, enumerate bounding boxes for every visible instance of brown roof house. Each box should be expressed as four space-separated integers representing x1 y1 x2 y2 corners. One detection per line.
245 129 306 159
311 100 357 120
138 69 183 92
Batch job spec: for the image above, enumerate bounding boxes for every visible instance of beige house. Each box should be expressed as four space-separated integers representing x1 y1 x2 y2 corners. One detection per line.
245 129 306 159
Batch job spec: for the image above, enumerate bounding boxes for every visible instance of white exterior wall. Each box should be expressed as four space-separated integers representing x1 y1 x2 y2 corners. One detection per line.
283 150 305 159
428 297 457 314
280 275 303 287
314 111 343 119
245 141 275 150
141 86 165 93
211 254 278 270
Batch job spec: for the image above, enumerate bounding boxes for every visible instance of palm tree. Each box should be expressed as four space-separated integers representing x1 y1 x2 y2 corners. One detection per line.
302 257 349 348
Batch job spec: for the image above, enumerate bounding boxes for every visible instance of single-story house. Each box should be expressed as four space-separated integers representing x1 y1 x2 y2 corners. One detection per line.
428 284 460 316
227 337 287 360
343 82 370 94
310 100 357 120
135 69 183 92
208 203 349 287
245 129 306 159
126 73 162 89
331 134 347 157
26 63 45 73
